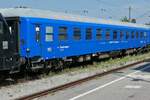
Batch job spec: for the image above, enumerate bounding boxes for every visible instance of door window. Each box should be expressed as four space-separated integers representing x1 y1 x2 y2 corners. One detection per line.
46 26 53 42
35 25 40 42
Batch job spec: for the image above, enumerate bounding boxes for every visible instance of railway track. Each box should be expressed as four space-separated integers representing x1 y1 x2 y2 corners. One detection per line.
15 59 148 100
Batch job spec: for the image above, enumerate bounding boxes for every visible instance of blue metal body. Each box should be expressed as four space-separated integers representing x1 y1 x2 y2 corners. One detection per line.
19 17 150 60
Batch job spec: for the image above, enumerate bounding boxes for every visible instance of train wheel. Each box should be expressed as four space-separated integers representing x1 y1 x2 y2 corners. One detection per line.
0 71 8 82
51 60 64 72
42 62 51 75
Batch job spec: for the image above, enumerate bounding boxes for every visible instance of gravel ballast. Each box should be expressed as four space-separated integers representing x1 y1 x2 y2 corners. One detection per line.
0 53 150 100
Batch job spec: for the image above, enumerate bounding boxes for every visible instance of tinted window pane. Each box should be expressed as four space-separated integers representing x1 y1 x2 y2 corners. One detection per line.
113 31 117 40
96 29 102 40
126 32 129 39
59 27 68 40
73 28 81 40
140 32 143 38
136 32 139 39
144 32 147 38
106 29 110 40
86 28 92 40
131 31 134 39
120 31 124 40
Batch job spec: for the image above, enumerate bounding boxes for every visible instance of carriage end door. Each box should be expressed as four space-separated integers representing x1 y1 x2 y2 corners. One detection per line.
30 24 43 57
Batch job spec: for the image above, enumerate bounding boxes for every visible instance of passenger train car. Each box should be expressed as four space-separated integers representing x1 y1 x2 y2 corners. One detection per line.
0 8 149 73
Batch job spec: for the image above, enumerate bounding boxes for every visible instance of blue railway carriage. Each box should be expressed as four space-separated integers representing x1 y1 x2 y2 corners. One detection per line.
0 8 149 73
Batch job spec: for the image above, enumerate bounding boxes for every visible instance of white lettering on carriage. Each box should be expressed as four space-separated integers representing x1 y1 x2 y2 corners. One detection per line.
58 46 70 49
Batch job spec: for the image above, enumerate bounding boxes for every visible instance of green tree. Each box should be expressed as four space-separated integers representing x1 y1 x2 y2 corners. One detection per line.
121 16 136 23
145 22 150 25
121 16 129 22
131 19 136 23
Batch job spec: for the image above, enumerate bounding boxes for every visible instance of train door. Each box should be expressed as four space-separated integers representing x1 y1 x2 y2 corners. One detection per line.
30 24 43 57
0 14 14 56
6 18 19 54
0 14 20 71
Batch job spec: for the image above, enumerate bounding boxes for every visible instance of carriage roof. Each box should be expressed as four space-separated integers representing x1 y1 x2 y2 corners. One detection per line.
0 8 149 29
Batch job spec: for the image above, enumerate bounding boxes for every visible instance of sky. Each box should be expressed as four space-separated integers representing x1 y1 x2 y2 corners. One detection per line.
0 0 149 24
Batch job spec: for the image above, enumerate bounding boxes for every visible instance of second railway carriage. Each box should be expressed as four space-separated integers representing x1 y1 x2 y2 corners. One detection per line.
0 8 149 73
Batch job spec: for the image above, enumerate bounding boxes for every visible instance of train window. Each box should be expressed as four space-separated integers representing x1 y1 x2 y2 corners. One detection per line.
59 26 68 40
45 26 53 42
106 29 110 40
144 32 147 38
140 32 143 38
35 25 40 42
96 29 102 40
73 27 81 40
136 32 139 39
86 28 92 40
131 31 134 39
120 31 124 40
126 32 129 39
113 31 117 40
0 21 3 34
